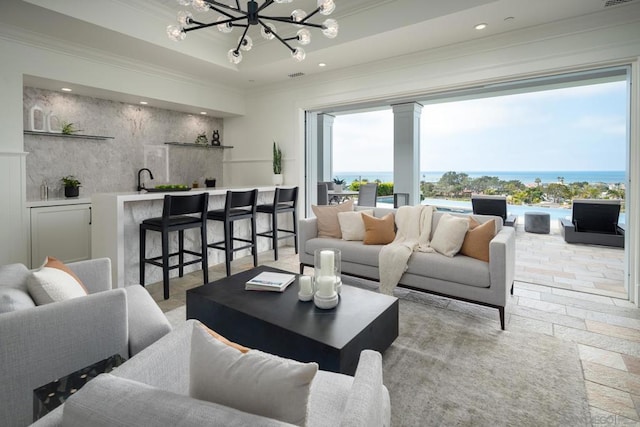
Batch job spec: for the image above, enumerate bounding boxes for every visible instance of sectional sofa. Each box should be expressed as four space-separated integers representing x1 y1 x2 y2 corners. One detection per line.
299 207 516 329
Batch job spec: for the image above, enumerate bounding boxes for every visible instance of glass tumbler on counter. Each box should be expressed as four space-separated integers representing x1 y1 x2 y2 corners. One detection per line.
314 248 341 297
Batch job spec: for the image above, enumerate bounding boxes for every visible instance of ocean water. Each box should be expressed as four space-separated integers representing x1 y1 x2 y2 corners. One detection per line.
334 171 626 185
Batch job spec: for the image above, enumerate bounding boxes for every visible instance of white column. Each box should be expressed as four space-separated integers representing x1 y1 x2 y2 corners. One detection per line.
317 114 335 181
392 103 423 206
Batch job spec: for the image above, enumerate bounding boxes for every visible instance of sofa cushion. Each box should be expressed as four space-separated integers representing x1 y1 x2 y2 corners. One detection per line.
190 325 318 426
0 263 30 292
312 200 354 239
27 257 88 305
460 217 496 262
306 238 383 267
406 251 491 288
362 213 395 245
61 374 291 427
0 287 36 314
430 214 469 257
337 209 373 241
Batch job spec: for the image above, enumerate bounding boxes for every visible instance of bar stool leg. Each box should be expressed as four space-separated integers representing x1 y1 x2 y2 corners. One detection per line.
292 209 299 254
201 224 208 284
224 220 232 276
139 226 146 287
161 229 170 300
178 230 184 278
251 216 258 267
272 211 279 261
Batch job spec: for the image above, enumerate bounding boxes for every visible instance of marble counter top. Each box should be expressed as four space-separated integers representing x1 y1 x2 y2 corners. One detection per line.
93 186 277 202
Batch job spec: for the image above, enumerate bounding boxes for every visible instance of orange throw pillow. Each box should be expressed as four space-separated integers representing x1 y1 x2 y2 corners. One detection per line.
362 213 396 245
200 324 250 354
460 217 496 262
311 200 354 239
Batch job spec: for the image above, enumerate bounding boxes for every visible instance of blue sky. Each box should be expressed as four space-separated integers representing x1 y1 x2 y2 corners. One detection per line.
333 80 627 172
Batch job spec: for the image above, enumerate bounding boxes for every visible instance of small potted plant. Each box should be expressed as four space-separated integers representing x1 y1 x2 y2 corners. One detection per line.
60 121 83 135
333 177 345 193
272 141 283 186
61 175 81 198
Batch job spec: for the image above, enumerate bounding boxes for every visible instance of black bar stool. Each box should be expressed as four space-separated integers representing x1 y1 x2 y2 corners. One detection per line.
207 189 258 276
140 193 209 300
257 187 298 261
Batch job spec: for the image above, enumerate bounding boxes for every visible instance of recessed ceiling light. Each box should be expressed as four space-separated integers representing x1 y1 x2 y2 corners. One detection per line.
318 63 327 67
139 101 148 105
61 87 72 92
200 112 207 115
474 23 488 30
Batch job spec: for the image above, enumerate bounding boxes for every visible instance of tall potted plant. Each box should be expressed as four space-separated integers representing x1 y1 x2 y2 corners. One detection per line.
61 175 81 198
272 141 283 186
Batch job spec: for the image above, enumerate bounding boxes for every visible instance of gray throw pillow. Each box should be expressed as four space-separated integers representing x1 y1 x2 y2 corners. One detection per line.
0 263 31 292
0 287 36 314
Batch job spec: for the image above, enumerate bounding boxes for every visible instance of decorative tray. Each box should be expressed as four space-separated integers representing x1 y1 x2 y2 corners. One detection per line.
144 187 191 193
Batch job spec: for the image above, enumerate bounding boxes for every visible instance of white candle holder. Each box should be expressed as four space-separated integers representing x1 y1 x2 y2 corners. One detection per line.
298 275 313 302
313 248 341 309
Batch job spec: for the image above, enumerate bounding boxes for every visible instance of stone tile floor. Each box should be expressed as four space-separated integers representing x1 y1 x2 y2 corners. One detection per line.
514 221 627 300
146 244 638 425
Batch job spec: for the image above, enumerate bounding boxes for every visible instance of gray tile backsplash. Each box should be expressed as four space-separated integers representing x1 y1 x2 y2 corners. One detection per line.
24 87 224 200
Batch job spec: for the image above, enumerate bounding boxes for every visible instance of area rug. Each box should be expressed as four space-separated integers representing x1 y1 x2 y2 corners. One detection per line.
164 291 590 426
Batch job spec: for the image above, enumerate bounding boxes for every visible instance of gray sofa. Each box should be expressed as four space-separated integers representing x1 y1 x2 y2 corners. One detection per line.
0 258 172 427
33 320 390 427
299 207 516 329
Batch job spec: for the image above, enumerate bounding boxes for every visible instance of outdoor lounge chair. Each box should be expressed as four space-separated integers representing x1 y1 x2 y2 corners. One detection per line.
471 195 517 227
560 199 624 248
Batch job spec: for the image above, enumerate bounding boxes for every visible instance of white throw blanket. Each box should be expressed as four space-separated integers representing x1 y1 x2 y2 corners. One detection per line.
378 205 436 295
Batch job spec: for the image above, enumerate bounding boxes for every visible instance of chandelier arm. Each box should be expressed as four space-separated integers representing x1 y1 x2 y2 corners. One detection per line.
261 16 325 29
234 25 251 53
207 3 244 20
300 7 322 23
258 19 295 53
205 0 245 13
258 0 275 13
184 17 246 33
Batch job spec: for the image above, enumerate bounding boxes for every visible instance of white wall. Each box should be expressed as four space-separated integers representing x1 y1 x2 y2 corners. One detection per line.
0 30 244 265
223 7 640 302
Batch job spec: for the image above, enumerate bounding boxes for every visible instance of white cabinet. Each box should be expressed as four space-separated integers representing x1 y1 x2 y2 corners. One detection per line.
30 204 91 268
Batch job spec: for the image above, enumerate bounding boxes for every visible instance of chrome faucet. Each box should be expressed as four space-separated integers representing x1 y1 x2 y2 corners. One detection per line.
137 168 154 191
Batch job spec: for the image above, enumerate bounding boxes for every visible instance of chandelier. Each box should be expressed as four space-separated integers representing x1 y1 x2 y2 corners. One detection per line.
167 0 339 64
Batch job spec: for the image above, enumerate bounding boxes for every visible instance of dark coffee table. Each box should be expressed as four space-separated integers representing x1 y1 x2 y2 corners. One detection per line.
186 266 398 375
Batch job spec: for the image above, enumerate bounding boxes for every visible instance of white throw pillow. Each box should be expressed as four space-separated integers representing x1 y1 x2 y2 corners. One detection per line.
190 324 318 426
430 214 470 257
337 209 373 241
27 258 87 305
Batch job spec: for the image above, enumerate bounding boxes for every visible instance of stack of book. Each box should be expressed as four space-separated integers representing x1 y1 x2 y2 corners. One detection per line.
245 271 296 292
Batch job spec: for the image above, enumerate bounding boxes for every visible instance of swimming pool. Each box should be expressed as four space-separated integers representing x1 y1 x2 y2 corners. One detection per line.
376 197 626 224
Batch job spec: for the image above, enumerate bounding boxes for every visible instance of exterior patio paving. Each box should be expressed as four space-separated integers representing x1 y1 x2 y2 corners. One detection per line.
514 220 627 300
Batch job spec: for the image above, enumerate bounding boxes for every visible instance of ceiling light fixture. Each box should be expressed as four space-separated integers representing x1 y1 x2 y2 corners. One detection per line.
200 111 208 115
318 62 326 67
474 23 488 30
61 88 72 92
140 101 148 105
167 0 339 64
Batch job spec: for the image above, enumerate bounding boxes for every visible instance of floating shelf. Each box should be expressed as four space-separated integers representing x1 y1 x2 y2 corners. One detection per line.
24 131 114 140
164 142 234 149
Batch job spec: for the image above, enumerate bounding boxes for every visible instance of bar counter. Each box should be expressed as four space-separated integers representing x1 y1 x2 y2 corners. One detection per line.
92 187 279 288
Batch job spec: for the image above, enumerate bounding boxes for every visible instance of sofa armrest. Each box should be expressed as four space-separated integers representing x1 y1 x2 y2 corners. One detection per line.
340 350 390 427
0 289 129 427
489 226 516 303
299 217 319 252
68 257 112 294
124 285 172 356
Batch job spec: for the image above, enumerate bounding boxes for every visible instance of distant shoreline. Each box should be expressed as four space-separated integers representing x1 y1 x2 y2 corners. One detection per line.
334 170 626 185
